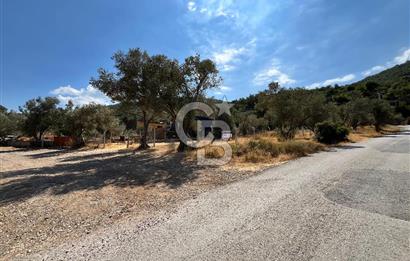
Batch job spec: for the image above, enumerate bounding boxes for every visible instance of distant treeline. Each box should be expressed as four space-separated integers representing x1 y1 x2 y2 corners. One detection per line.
1 50 408 148
231 61 410 137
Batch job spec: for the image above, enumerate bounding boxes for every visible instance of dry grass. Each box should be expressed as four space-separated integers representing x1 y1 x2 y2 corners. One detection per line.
232 137 324 163
348 125 402 143
192 134 324 164
195 125 402 164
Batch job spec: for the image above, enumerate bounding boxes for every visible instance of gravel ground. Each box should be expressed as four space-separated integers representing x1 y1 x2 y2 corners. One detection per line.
0 146 273 260
26 126 410 261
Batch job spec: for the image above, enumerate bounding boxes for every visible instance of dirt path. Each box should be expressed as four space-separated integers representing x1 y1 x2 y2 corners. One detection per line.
0 146 266 259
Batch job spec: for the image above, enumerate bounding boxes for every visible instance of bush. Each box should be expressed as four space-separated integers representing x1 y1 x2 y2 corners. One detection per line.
315 121 349 144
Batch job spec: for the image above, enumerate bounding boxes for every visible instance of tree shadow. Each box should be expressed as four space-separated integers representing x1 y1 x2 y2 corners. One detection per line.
28 149 76 159
337 145 365 149
382 132 410 137
0 150 207 205
0 148 29 154
327 145 365 151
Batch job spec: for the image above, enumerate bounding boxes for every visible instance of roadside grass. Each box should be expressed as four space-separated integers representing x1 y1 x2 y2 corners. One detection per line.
232 138 324 163
198 135 324 164
348 125 402 143
76 124 402 164
197 125 402 164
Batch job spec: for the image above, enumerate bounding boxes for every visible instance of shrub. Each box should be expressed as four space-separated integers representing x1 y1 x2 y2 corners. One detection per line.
315 121 349 144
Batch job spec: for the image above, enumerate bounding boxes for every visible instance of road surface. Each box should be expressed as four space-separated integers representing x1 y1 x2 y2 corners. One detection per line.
32 127 410 260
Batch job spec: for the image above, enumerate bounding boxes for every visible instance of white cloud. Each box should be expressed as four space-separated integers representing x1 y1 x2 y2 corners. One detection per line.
51 85 112 106
210 38 256 72
393 48 410 65
306 74 356 89
187 1 197 12
362 48 410 77
211 85 232 97
253 61 296 86
220 85 232 91
362 65 385 77
212 47 247 71
305 82 321 89
184 0 278 28
187 0 238 19
322 74 355 86
51 85 82 96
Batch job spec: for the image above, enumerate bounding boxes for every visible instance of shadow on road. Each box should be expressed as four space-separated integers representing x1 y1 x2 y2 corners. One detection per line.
335 145 365 150
0 150 207 205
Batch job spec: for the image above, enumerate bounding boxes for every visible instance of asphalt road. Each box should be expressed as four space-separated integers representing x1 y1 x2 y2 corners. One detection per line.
32 127 410 261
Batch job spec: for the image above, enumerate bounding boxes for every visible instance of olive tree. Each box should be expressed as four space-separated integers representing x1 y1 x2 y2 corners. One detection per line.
19 97 60 142
91 49 160 149
176 54 221 151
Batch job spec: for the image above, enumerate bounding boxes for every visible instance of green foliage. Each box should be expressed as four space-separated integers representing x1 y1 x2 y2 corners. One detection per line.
372 100 395 131
231 61 410 138
91 50 220 150
341 98 374 129
182 54 221 100
91 49 164 149
177 54 221 151
7 51 408 149
264 89 320 140
303 93 332 131
0 108 24 139
0 105 7 114
328 61 410 118
315 121 349 144
67 104 123 145
237 113 268 135
0 112 14 138
19 97 60 141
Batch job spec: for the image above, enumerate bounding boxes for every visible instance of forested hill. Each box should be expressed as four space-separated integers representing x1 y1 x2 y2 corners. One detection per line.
354 60 410 87
321 60 410 117
232 61 410 118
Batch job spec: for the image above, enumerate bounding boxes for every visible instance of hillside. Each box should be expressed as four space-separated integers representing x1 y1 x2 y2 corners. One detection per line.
354 61 410 87
336 61 410 117
231 61 410 123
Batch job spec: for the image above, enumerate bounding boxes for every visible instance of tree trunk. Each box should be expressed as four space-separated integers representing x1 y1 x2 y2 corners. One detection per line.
102 130 106 148
375 124 381 132
177 141 187 152
38 131 44 148
138 111 150 150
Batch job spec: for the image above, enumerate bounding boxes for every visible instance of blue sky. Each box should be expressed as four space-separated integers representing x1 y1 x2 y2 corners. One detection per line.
1 0 409 109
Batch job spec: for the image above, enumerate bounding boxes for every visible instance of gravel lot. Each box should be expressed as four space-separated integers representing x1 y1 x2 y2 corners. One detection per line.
0 146 273 260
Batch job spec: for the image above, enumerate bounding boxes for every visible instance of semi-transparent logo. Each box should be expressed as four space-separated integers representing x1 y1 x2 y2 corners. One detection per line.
175 101 232 165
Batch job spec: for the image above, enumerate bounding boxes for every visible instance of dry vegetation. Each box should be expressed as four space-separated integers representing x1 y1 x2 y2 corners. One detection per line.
0 125 402 259
347 125 401 143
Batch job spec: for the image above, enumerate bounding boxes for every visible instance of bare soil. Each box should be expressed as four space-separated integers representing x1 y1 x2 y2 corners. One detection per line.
0 145 275 259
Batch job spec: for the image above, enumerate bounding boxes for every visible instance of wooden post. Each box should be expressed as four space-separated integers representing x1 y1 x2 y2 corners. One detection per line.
103 131 106 148
164 128 167 142
153 128 156 147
